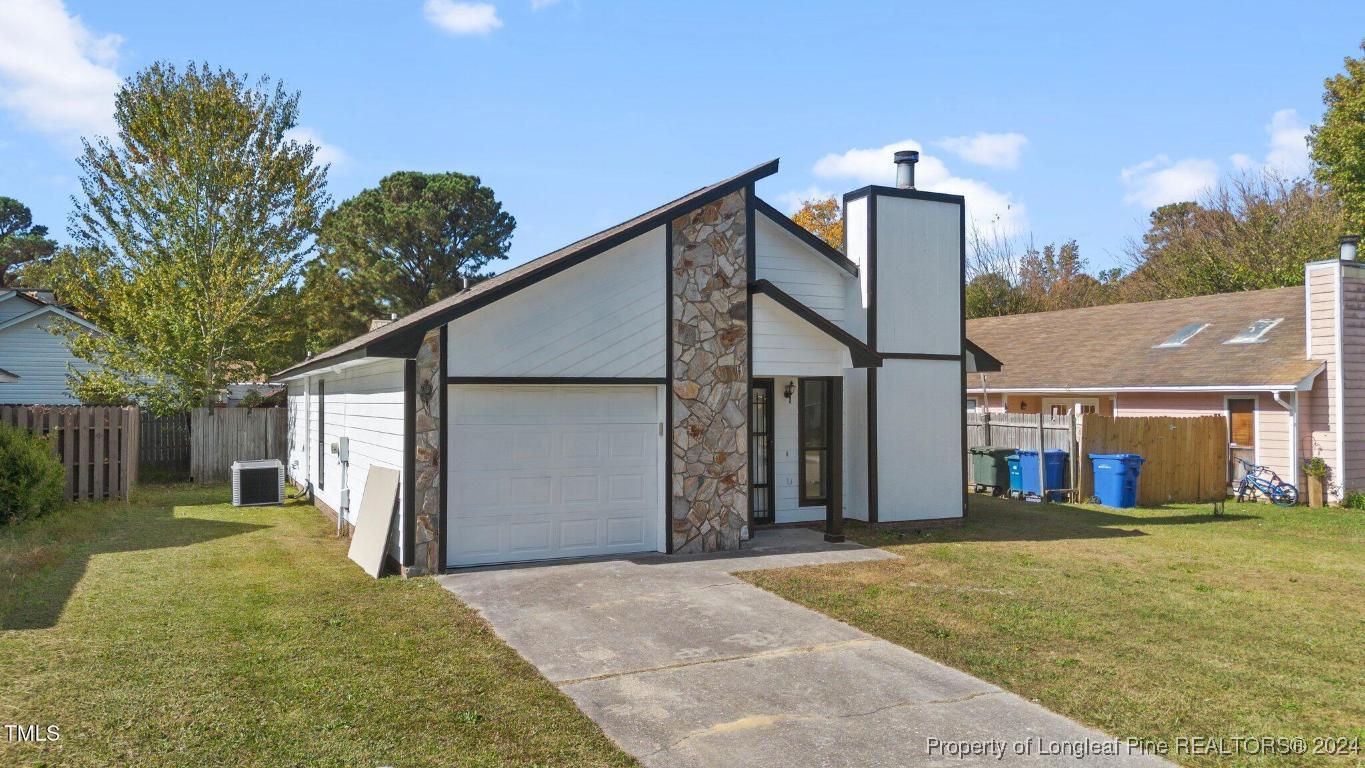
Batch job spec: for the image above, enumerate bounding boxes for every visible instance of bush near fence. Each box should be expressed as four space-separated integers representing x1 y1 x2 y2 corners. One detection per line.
0 405 138 502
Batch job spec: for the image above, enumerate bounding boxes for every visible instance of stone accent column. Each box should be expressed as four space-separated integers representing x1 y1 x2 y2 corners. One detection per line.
405 328 443 576
670 188 749 554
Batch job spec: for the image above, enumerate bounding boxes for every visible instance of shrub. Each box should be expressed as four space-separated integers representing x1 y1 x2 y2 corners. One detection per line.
1343 490 1365 511
1303 456 1329 478
0 423 66 524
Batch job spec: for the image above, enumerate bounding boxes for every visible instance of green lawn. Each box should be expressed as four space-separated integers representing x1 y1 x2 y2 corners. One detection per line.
0 484 636 768
741 496 1365 767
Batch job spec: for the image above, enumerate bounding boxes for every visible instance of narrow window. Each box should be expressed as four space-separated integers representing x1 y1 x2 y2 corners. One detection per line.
1154 322 1208 348
316 380 325 491
1225 318 1283 344
799 378 829 506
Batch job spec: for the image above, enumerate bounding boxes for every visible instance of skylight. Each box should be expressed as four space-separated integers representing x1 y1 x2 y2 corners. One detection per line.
1225 318 1283 344
1154 322 1208 348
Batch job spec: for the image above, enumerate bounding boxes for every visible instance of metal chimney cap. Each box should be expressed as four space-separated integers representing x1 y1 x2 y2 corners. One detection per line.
893 150 920 164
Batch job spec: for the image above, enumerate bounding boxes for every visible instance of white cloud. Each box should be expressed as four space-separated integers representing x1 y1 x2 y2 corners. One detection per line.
934 132 1028 170
1119 155 1219 208
0 0 122 142
286 127 348 170
531 0 559 8
1262 108 1310 178
812 138 1028 235
772 185 835 215
424 0 502 35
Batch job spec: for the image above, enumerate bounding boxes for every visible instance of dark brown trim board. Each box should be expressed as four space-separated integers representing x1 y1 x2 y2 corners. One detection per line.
752 197 859 277
959 201 969 517
826 376 845 543
402 359 416 567
274 160 781 379
865 193 878 524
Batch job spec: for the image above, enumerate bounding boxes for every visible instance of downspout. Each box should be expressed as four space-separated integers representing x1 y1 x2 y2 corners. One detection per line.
1272 390 1297 487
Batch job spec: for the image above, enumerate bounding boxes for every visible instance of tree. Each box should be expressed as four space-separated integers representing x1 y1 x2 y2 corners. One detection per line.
791 197 844 251
1310 40 1365 232
1120 172 1344 302
965 227 1116 317
311 171 514 328
0 197 57 287
52 62 330 413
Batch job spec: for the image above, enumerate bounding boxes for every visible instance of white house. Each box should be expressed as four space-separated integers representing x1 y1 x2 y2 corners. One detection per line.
275 156 1001 574
0 289 100 405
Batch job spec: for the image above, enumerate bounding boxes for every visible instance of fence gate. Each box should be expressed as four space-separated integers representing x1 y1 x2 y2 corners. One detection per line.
1078 415 1227 505
1 405 139 501
190 407 287 484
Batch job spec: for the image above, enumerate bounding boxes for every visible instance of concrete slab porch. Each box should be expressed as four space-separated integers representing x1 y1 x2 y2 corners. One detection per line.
437 528 1170 767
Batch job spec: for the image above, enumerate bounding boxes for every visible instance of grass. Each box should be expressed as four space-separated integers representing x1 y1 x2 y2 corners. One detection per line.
740 496 1365 767
0 484 637 768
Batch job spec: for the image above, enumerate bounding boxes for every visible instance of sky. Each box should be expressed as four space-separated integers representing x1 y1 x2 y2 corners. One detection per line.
1 0 1362 276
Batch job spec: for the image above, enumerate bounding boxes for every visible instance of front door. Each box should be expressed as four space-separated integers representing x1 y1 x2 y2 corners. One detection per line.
751 379 775 526
1227 397 1256 483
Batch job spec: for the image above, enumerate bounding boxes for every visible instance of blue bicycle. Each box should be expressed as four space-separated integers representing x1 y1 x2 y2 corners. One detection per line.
1234 458 1299 507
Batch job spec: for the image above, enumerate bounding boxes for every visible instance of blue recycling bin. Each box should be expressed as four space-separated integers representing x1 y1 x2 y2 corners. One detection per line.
1006 454 1023 495
1016 449 1068 501
1088 453 1145 508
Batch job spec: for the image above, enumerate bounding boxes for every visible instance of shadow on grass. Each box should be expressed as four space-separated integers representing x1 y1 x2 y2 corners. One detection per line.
847 495 1261 547
1 493 267 630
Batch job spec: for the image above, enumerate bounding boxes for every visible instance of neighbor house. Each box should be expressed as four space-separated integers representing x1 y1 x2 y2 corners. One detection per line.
0 288 99 405
967 238 1365 500
275 156 1001 573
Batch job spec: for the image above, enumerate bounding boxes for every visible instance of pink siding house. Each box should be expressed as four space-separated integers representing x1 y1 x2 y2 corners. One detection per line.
967 237 1364 501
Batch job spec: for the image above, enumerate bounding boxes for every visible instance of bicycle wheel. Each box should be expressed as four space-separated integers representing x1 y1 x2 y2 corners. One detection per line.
1271 483 1299 507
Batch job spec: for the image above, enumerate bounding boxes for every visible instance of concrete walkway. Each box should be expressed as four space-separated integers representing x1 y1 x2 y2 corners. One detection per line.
438 529 1169 767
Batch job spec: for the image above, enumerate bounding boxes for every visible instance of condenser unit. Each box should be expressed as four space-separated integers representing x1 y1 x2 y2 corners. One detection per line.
232 459 285 506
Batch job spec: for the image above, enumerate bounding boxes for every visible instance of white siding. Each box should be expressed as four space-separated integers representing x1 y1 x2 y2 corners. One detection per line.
766 376 826 523
0 314 95 405
300 360 407 559
751 294 849 378
875 358 963 521
754 212 852 332
842 367 869 521
874 196 961 356
446 227 666 377
286 379 310 487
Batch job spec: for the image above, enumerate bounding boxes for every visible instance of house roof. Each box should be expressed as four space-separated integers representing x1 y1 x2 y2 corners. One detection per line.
274 159 782 380
0 289 101 335
966 286 1324 391
751 280 882 367
0 366 17 383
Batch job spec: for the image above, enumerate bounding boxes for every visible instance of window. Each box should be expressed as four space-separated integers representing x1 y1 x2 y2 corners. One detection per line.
798 379 830 506
1154 322 1208 348
1225 318 1283 344
965 398 979 412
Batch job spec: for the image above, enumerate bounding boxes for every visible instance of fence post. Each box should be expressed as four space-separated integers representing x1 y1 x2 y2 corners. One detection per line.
1068 410 1078 499
1036 412 1046 500
982 412 992 445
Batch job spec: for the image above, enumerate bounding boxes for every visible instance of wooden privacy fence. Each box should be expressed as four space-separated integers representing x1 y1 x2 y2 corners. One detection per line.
1078 415 1227 505
967 412 1078 488
190 407 287 483
140 411 191 476
1 405 138 501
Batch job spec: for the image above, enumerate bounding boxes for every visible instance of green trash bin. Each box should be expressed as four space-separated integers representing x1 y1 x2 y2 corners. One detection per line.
969 446 1014 495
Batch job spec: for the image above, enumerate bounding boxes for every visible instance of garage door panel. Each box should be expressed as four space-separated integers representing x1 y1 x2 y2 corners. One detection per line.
448 385 661 567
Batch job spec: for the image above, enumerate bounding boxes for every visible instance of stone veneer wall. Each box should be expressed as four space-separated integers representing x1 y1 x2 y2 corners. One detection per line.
405 327 443 576
670 188 750 553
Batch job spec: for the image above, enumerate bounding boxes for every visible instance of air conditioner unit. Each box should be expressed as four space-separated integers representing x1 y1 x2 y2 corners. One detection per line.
232 459 285 507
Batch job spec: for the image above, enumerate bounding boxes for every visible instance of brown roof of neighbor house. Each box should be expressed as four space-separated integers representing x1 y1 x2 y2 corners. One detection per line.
274 159 781 380
966 286 1324 391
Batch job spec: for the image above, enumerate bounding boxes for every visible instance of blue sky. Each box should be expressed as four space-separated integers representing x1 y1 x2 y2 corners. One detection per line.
1 0 1362 275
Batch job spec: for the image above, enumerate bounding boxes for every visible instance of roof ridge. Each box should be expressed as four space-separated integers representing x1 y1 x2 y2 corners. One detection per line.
967 284 1303 325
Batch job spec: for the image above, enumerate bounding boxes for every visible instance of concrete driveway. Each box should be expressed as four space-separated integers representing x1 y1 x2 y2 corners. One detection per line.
438 528 1169 767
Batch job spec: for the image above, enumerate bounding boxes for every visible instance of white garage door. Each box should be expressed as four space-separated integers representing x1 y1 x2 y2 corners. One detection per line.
447 385 663 567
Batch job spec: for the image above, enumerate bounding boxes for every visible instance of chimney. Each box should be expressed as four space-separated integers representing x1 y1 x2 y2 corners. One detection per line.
1341 234 1360 261
894 150 919 190
461 275 470 291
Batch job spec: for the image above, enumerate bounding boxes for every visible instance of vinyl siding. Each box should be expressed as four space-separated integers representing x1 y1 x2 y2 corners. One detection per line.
1338 264 1365 491
753 212 851 332
874 195 961 356
766 376 827 524
1305 263 1339 495
875 358 963 521
446 227 666 378
0 314 95 405
751 294 849 378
